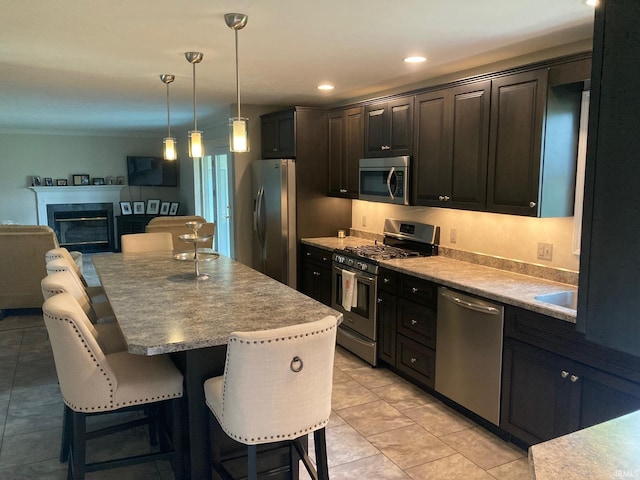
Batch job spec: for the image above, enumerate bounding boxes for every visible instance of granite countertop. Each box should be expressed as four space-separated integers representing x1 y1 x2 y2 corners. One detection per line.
302 236 577 323
528 410 640 479
92 252 342 355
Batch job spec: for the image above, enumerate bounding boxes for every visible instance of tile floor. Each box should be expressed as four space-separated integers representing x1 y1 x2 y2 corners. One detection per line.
0 312 529 479
0 254 530 478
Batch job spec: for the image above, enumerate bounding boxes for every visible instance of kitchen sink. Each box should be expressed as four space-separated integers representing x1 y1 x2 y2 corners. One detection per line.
535 291 578 310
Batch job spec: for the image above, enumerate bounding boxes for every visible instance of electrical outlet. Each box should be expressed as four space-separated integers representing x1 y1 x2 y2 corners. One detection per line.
361 215 367 227
450 228 457 244
537 242 553 261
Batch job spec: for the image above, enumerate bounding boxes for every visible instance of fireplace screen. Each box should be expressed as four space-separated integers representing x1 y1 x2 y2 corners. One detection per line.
47 203 115 253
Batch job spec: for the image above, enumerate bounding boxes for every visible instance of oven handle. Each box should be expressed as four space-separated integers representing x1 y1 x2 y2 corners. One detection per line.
332 265 375 284
386 167 396 200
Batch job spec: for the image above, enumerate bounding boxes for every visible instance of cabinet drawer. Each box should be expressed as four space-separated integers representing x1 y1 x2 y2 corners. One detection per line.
301 245 332 265
399 275 437 306
378 269 397 293
397 299 436 348
396 334 435 388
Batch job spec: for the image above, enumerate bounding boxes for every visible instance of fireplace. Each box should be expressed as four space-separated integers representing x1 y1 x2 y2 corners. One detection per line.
30 185 124 253
47 203 115 253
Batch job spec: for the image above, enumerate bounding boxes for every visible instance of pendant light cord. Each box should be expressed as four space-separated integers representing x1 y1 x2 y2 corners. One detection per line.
235 28 241 119
166 83 172 138
193 62 198 131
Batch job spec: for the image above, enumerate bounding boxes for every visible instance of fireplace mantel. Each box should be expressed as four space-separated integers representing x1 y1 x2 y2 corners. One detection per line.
30 186 125 226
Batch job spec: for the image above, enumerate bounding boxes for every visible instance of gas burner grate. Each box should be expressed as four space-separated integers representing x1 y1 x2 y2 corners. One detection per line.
342 244 420 261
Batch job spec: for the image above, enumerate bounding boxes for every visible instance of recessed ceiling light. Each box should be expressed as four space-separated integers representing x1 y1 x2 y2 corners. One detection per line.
404 56 427 64
317 84 335 91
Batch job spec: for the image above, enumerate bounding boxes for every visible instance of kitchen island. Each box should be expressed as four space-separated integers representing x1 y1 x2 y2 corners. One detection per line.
93 251 341 480
528 409 640 479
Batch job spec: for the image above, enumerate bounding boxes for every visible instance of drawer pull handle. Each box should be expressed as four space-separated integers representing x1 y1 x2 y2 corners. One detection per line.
410 357 417 363
570 375 579 383
561 370 569 378
411 287 419 293
411 319 417 325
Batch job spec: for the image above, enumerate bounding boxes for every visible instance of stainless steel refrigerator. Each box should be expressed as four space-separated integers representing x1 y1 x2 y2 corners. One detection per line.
252 159 297 288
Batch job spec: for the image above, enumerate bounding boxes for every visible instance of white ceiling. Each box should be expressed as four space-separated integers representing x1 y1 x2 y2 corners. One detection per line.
0 0 595 135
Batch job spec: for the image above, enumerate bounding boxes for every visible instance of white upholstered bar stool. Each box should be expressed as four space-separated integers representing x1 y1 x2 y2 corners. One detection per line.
41 272 125 352
204 315 338 480
42 293 184 480
45 253 107 303
120 232 174 253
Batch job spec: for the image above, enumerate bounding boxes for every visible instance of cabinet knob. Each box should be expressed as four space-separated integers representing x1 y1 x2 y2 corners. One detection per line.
272 148 278 152
570 375 579 383
529 201 537 208
340 189 347 193
377 298 382 303
306 252 311 256
561 370 569 378
438 195 445 201
322 257 327 261
383 278 390 284
411 287 419 293
444 195 450 201
410 357 417 364
314 271 320 276
410 319 418 325
381 145 391 150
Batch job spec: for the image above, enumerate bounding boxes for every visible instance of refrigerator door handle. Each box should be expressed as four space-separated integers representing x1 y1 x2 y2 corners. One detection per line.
255 187 265 247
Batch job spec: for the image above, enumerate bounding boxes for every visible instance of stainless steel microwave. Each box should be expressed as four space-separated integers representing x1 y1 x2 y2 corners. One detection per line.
359 156 410 205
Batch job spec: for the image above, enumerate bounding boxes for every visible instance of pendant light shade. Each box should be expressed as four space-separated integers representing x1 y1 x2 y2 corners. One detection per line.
160 74 177 161
185 51 204 158
225 13 250 153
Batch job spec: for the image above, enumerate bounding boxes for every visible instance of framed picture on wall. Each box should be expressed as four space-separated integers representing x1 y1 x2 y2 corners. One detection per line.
160 201 171 215
120 201 132 215
146 199 160 215
133 201 145 215
168 202 180 216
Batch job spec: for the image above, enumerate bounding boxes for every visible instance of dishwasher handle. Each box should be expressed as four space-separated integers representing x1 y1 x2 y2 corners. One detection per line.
440 290 501 315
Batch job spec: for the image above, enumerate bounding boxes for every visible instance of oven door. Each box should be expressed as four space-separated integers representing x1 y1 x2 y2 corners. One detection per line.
331 265 377 340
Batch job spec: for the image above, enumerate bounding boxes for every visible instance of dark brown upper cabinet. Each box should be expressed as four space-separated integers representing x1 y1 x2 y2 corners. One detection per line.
328 106 364 198
413 81 491 210
487 69 582 217
261 109 296 158
364 97 414 157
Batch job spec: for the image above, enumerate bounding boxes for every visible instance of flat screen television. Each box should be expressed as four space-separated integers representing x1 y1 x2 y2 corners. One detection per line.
126 156 179 187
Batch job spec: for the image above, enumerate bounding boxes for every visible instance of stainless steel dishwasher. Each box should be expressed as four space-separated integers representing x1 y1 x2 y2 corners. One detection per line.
435 287 504 425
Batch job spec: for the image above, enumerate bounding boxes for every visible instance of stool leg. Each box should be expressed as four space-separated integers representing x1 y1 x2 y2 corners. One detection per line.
69 411 86 480
314 428 329 480
171 398 184 480
60 405 72 462
247 445 258 480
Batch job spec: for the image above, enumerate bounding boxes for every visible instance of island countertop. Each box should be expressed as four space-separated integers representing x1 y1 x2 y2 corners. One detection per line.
92 252 342 355
302 236 577 323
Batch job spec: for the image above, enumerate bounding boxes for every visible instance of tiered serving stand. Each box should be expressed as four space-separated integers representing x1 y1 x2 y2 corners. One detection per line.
173 221 219 280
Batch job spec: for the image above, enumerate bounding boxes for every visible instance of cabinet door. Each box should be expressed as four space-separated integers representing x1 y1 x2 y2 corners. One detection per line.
501 338 579 445
377 290 397 365
328 110 344 195
316 264 332 307
364 97 413 157
261 110 295 158
344 107 364 195
487 69 548 215
448 81 490 210
328 107 363 198
413 88 452 205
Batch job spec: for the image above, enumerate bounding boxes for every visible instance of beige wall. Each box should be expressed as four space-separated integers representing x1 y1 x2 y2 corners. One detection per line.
0 132 186 225
352 201 580 271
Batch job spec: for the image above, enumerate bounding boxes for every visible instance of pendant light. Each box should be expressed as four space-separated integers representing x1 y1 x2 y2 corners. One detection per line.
225 13 250 153
160 74 177 161
185 52 204 158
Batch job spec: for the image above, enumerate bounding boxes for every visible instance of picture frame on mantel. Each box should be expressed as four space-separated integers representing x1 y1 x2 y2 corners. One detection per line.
168 202 179 216
72 174 90 186
56 179 68 186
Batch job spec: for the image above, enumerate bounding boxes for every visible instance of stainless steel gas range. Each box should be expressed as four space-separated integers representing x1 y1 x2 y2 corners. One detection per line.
331 219 439 366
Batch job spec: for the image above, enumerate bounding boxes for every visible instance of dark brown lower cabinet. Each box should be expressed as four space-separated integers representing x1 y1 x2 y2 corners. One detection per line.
299 245 332 306
377 289 397 365
501 307 640 446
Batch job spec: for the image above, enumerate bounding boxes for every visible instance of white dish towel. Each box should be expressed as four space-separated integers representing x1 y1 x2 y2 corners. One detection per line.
341 269 358 312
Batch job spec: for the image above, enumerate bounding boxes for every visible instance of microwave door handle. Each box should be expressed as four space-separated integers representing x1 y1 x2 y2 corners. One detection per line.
386 167 396 199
